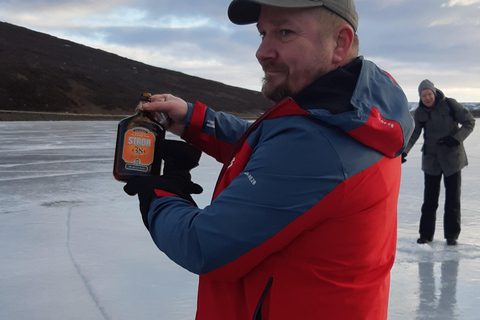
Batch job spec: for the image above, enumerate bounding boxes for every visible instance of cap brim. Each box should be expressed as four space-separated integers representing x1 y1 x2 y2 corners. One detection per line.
228 0 328 25
228 0 262 25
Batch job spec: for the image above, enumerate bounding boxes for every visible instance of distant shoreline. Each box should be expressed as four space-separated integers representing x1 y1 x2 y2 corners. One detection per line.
0 110 260 121
0 110 127 121
2 107 478 121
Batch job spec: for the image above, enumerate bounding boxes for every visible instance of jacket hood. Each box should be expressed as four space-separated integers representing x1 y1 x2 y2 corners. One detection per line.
293 57 414 158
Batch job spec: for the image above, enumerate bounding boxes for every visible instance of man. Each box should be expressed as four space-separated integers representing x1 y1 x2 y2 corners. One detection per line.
124 0 414 319
403 79 475 246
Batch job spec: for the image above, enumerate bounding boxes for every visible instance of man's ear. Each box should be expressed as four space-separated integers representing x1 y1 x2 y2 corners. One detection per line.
332 25 355 66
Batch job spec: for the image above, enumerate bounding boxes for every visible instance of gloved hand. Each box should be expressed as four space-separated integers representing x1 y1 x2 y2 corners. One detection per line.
401 152 407 163
438 136 459 148
124 140 203 230
159 139 202 171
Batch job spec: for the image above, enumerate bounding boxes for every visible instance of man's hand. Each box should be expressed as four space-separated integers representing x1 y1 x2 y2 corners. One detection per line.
141 94 188 136
123 140 203 230
124 174 203 230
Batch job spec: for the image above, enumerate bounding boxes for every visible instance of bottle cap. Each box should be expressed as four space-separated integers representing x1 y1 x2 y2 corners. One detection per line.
140 92 152 101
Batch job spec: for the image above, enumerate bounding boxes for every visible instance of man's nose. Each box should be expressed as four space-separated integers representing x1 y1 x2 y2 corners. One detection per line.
256 36 276 62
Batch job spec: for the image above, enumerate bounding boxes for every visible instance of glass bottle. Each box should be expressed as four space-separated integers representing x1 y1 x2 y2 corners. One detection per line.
113 92 165 182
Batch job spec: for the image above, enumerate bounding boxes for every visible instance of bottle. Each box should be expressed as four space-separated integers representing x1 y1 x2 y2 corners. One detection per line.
113 92 166 182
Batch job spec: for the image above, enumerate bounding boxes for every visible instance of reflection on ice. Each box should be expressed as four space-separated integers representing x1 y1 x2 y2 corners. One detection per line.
414 260 459 320
0 121 479 320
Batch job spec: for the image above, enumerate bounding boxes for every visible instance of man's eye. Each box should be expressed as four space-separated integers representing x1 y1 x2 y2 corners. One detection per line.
282 30 292 36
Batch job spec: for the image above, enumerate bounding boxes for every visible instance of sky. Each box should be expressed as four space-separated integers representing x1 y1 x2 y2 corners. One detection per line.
1 0 480 102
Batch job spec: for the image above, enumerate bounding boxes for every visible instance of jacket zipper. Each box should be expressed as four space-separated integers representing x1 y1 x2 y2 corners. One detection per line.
253 277 273 320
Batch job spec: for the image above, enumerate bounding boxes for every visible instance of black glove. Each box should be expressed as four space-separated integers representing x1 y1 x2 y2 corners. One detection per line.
124 174 203 229
438 136 459 148
401 152 407 163
124 140 203 230
159 139 204 201
159 139 203 172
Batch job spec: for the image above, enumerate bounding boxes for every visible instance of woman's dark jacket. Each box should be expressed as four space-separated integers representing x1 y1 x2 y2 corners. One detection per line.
405 89 475 176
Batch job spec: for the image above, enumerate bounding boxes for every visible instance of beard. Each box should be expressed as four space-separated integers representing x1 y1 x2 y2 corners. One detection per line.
260 62 292 103
261 76 292 103
259 46 334 103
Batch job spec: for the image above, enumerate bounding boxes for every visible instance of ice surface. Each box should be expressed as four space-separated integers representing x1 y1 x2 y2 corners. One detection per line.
1 121 479 320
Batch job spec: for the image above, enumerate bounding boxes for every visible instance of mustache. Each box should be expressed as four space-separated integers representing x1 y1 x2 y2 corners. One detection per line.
260 61 289 74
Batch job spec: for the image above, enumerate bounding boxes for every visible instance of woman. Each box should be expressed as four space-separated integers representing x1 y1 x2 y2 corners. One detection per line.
403 79 475 245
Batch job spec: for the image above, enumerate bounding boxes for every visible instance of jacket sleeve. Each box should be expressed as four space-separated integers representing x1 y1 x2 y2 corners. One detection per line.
404 111 424 154
146 114 387 281
448 99 475 143
181 101 252 164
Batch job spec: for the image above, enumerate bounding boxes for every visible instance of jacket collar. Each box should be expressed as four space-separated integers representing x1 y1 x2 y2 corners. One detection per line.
292 56 362 115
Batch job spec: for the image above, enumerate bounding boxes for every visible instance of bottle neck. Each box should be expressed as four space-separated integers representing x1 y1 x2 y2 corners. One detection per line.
135 106 164 127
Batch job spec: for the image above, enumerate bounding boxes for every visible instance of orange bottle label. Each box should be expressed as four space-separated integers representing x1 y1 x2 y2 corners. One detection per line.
122 127 156 169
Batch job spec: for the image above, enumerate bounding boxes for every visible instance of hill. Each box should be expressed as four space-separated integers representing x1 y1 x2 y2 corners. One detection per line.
0 22 272 121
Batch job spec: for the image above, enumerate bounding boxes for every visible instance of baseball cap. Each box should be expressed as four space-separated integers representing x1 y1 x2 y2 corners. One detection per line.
228 0 359 32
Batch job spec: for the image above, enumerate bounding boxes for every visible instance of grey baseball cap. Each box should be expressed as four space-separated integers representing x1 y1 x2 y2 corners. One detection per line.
228 0 359 31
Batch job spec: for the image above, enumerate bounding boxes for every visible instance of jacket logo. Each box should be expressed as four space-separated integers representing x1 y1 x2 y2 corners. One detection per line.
376 112 395 129
206 120 215 128
244 172 257 185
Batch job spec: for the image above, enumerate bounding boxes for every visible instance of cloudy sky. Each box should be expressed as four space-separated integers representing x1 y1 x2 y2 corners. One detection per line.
1 0 480 102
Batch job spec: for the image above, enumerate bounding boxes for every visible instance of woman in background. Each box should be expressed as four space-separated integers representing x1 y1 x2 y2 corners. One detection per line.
403 79 475 245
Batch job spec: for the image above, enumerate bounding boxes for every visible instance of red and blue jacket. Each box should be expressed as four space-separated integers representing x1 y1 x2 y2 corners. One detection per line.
146 57 414 319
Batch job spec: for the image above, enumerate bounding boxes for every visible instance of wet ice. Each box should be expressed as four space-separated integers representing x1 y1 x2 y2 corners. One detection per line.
1 121 479 320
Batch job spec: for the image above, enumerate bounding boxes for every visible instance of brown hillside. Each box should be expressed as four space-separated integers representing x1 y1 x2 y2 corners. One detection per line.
0 22 272 120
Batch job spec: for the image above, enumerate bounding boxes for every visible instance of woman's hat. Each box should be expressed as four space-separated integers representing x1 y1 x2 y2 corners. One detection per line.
418 79 436 96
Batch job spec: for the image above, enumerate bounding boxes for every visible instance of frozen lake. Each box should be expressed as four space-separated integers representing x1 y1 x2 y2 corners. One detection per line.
1 121 479 320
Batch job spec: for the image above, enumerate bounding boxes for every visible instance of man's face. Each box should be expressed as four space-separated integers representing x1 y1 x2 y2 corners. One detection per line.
256 6 336 102
420 89 436 107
